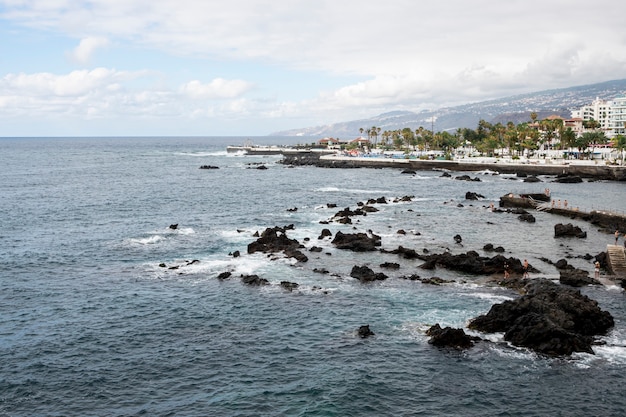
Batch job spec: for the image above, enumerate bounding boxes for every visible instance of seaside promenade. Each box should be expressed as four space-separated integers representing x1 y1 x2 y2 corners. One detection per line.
276 149 626 181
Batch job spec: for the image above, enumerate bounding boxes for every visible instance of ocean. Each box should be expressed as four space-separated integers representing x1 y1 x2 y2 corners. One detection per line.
1 136 626 417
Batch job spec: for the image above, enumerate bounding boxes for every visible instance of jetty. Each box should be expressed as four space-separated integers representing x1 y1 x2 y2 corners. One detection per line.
533 203 626 231
226 145 286 155
607 245 626 278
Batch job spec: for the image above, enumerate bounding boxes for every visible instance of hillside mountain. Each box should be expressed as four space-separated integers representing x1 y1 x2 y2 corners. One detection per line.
272 79 626 138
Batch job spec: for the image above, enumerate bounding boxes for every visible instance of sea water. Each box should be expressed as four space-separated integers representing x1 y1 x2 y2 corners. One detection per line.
1 136 626 417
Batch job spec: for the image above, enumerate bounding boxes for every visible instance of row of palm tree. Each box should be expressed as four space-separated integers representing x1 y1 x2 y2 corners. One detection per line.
360 117 626 161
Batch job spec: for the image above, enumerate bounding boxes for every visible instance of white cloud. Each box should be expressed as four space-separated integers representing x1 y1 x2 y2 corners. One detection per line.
1 68 138 97
179 78 254 100
2 0 626 135
0 67 260 124
67 36 110 65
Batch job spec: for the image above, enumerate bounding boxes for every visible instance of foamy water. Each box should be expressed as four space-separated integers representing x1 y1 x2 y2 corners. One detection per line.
1 136 625 416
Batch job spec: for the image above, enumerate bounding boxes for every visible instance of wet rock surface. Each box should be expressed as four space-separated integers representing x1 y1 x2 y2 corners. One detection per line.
469 279 614 355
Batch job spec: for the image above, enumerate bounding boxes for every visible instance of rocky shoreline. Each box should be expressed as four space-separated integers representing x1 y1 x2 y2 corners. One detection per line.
280 150 626 181
203 191 621 357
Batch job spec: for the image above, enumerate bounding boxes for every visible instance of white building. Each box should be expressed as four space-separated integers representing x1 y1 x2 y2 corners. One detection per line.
608 96 626 137
571 95 626 138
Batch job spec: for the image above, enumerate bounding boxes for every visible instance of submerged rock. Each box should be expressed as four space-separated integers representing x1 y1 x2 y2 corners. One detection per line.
241 274 269 286
280 281 299 291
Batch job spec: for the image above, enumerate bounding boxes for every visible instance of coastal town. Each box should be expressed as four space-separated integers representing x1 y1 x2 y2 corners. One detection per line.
230 94 626 173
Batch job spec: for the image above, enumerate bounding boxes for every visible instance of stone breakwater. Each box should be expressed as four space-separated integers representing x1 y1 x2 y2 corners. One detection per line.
280 150 626 181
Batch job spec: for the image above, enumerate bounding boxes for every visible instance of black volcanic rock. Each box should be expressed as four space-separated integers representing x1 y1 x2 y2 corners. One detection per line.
280 281 299 291
426 324 475 349
465 191 485 200
416 251 532 276
241 274 269 286
518 213 536 223
247 226 307 262
381 245 420 259
358 325 375 338
332 231 381 252
555 174 583 183
554 223 587 238
469 279 614 356
350 265 388 282
559 268 600 287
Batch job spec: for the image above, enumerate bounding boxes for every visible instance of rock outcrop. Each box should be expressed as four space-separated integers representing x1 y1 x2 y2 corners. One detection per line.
559 268 600 287
350 265 388 282
416 250 534 276
247 225 308 262
469 279 614 355
426 324 476 349
358 325 375 338
332 231 381 252
554 223 587 238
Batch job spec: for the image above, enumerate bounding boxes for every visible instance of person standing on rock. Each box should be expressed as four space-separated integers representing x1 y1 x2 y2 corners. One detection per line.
523 259 529 278
616 230 620 245
595 261 600 279
503 262 510 279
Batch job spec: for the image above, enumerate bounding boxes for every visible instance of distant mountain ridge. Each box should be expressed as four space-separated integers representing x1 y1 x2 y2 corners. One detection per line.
272 79 626 138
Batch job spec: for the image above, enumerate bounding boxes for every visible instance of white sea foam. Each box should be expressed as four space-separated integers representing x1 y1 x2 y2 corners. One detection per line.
175 151 227 157
172 227 195 235
225 150 247 157
462 291 514 303
315 186 391 194
130 235 165 245
476 169 500 175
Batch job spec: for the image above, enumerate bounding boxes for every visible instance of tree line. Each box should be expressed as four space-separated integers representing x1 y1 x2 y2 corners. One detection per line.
356 114 626 161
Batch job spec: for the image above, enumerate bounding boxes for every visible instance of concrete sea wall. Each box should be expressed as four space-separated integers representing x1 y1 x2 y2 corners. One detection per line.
280 151 626 180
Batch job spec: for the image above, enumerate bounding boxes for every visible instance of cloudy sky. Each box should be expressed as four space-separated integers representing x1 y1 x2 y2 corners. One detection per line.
1 0 625 136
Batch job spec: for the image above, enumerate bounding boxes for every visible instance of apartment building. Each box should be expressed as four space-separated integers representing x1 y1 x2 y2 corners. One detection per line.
571 95 626 137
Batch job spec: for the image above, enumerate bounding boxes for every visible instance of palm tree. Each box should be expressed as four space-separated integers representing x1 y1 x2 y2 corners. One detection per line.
575 132 605 159
369 126 380 148
560 128 576 151
611 134 626 165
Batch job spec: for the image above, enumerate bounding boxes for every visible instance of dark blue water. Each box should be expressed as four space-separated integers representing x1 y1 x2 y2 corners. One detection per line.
1 137 626 416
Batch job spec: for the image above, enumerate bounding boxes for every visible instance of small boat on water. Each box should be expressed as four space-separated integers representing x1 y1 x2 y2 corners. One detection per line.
499 190 551 208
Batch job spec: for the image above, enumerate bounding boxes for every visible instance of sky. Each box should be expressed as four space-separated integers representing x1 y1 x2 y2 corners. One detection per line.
1 0 626 137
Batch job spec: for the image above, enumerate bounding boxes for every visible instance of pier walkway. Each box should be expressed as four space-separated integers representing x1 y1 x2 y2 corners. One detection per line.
533 202 626 232
607 245 626 278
